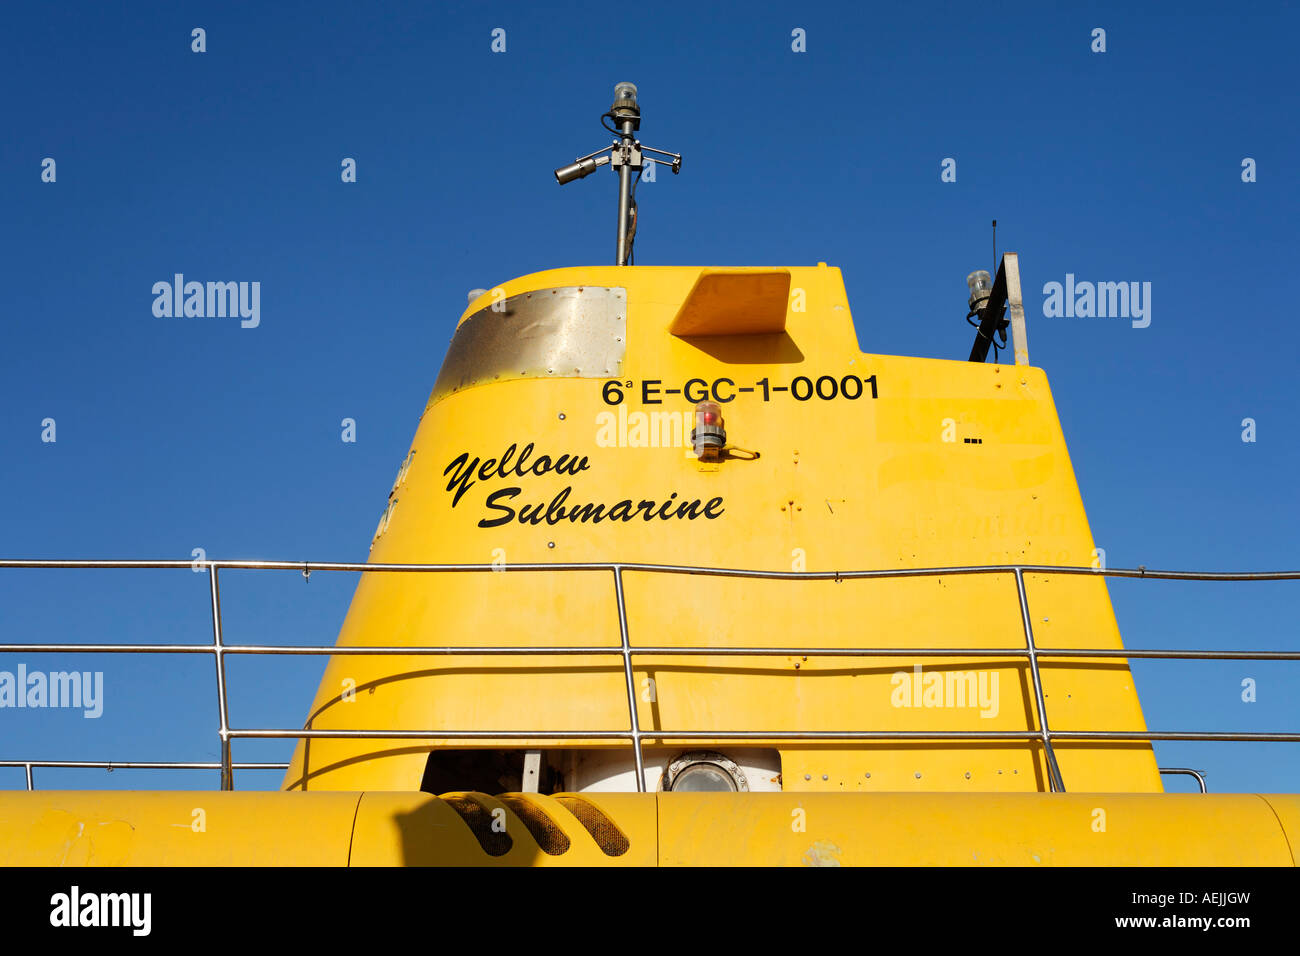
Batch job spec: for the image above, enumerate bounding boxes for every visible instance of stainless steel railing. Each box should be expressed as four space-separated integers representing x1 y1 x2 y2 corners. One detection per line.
0 559 1296 794
1158 767 1209 793
0 761 290 792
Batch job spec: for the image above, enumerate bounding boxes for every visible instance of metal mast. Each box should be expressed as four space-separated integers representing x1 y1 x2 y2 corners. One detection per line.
554 82 682 265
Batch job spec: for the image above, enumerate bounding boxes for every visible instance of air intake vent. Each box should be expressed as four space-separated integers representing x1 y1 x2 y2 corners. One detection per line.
441 795 512 857
556 796 630 857
497 795 572 856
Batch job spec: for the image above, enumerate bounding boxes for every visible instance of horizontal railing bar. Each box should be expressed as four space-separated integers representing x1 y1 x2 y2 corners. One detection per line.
1050 731 1300 741
0 559 1295 581
626 647 1300 660
0 761 288 770
0 560 203 570
230 729 1046 740
1035 649 1300 660
1013 567 1300 582
2 643 1297 661
220 646 1025 657
225 729 1300 742
0 644 214 654
1016 566 1300 582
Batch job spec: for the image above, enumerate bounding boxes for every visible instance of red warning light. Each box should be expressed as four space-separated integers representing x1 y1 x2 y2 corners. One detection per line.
692 401 726 460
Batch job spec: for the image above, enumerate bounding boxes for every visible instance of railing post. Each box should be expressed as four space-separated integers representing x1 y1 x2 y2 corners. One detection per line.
613 566 647 792
24 763 34 791
207 565 234 791
1014 568 1066 793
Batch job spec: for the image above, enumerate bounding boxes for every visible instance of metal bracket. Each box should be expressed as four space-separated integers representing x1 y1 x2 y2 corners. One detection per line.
968 252 1029 366
521 750 542 793
609 144 642 169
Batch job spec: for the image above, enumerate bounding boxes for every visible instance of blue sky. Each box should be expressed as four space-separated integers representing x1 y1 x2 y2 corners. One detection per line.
0 0 1296 793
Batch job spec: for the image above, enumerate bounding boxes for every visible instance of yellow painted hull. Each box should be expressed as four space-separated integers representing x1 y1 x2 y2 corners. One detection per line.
1 791 1295 866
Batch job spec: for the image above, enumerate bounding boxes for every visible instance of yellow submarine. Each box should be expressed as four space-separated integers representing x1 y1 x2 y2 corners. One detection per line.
2 84 1297 867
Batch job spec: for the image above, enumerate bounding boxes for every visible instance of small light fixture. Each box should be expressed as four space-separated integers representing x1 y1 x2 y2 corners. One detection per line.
691 401 726 461
610 81 640 128
966 270 993 313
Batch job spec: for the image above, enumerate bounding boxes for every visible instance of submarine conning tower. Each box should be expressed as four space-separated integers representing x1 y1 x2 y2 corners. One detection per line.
283 260 1161 795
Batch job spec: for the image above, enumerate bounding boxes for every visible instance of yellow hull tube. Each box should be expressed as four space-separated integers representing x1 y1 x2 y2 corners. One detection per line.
0 793 1295 866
